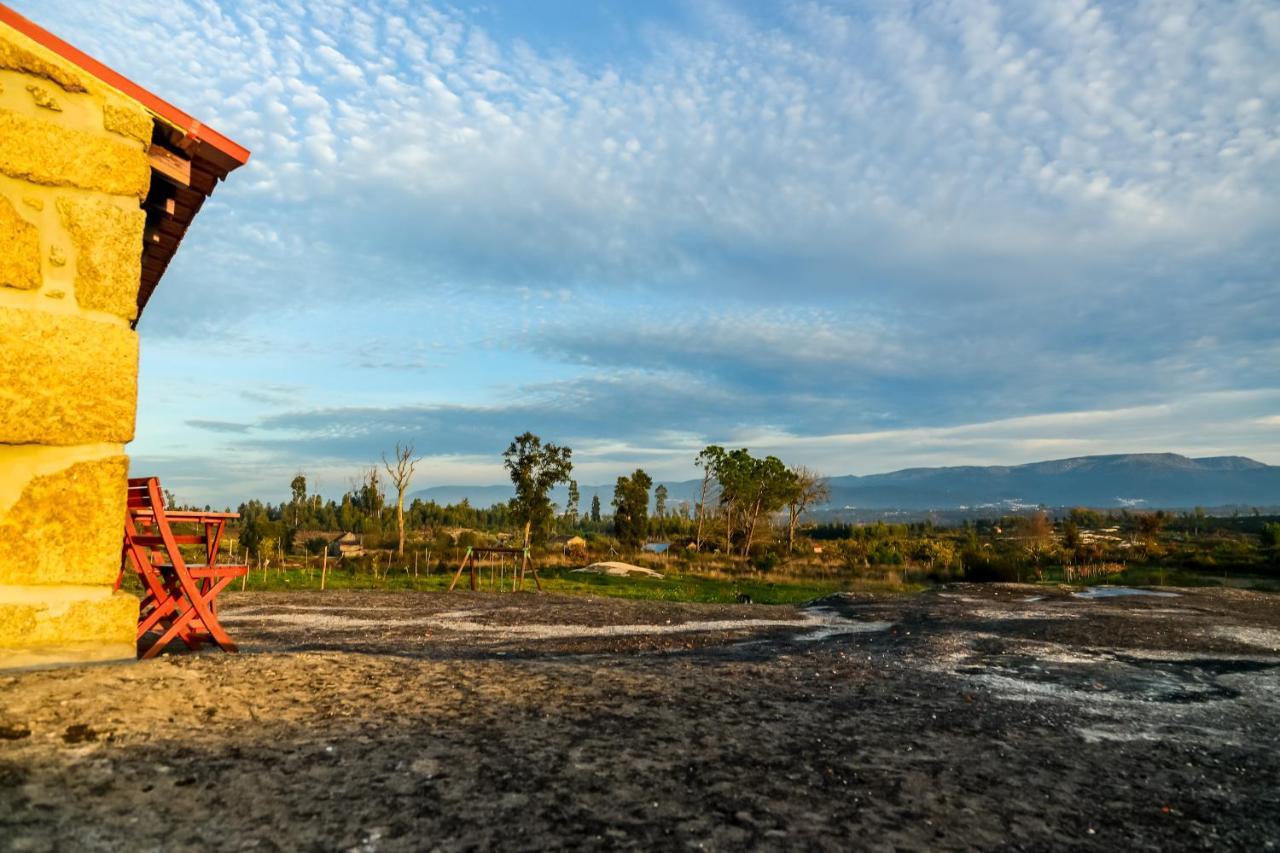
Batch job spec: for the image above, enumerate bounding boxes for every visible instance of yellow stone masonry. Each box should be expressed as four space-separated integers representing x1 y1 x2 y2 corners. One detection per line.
0 593 137 648
0 193 39 290
0 33 86 92
57 196 145 320
0 20 161 667
0 112 151 198
102 103 152 143
0 456 129 587
0 307 139 445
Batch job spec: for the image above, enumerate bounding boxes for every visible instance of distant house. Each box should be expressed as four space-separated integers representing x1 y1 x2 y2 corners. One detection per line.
328 533 364 558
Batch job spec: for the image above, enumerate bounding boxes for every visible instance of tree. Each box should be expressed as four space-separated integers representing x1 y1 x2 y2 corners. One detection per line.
1136 512 1165 543
503 432 573 546
565 480 580 525
382 442 420 556
1017 511 1055 577
290 473 307 527
1068 507 1103 529
354 467 385 533
612 469 653 550
784 466 829 554
703 447 793 558
1062 519 1081 554
694 446 723 551
590 494 601 523
654 484 668 535
735 453 793 559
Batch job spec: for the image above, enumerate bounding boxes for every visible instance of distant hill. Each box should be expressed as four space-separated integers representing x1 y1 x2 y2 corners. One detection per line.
409 453 1280 514
820 453 1280 510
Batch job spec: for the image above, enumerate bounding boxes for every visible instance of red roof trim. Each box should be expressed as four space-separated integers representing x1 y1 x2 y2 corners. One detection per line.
0 3 250 166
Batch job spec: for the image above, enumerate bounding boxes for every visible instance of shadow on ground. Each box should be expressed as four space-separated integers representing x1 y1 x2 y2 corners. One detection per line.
2 585 1278 850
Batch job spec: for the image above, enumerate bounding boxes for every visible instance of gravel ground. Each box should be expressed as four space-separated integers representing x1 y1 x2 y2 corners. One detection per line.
2 584 1278 851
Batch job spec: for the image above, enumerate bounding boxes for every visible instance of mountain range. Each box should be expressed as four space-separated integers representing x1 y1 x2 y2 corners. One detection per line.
408 453 1280 515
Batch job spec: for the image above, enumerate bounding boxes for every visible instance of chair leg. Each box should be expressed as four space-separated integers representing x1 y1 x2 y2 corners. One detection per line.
140 576 240 659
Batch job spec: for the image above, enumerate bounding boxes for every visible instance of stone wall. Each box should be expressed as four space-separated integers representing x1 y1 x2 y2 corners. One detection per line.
0 22 155 668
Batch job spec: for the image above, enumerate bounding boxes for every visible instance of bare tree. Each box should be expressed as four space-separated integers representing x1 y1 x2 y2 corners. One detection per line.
382 442 421 556
785 466 830 554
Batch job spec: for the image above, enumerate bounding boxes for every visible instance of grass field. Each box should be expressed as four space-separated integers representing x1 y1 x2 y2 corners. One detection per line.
134 559 924 605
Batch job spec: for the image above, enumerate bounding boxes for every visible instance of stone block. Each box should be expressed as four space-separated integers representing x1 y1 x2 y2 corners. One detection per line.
0 308 138 445
0 456 129 587
25 83 61 111
57 196 145 320
103 102 152 143
0 32 87 92
0 588 138 669
0 111 151 198
0 193 40 291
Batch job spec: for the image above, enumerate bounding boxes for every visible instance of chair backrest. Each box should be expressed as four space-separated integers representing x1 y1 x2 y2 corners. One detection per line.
127 477 156 510
123 477 184 574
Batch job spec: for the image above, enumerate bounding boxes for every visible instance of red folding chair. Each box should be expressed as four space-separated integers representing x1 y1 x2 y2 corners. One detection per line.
120 477 247 659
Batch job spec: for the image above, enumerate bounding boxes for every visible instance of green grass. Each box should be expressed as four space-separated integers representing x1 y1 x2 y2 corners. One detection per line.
164 562 923 605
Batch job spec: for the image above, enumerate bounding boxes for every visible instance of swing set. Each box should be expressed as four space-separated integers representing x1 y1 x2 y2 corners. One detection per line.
448 546 541 592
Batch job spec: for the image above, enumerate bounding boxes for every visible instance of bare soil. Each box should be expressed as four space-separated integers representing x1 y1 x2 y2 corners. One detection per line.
2 584 1279 851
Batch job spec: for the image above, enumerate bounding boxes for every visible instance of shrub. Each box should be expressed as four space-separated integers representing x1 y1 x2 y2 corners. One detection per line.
961 548 1023 583
751 552 781 573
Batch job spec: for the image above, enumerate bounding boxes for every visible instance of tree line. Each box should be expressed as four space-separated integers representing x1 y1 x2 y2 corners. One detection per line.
227 432 834 561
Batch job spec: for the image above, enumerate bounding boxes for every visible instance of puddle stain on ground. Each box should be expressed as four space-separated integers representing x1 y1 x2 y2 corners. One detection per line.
221 604 894 643
1071 587 1181 599
954 651 1280 704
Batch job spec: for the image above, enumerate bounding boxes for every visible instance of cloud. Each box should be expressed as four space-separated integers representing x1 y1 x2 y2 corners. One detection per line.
144 385 1280 507
186 419 252 433
26 0 1280 309
18 0 1277 506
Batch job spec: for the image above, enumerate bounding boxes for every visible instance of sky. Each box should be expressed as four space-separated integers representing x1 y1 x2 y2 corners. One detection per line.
21 0 1280 506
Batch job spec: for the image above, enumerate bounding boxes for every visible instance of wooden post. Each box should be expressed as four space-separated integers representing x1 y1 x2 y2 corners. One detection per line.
320 548 329 591
448 548 471 592
414 552 418 578
527 549 542 592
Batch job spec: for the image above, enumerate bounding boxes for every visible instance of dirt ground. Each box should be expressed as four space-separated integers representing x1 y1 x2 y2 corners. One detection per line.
2 584 1279 851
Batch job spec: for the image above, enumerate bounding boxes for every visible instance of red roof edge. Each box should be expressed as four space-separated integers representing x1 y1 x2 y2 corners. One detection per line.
0 3 250 167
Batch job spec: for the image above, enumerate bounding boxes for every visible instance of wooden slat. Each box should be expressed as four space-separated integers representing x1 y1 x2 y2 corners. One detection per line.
149 145 192 186
145 196 177 216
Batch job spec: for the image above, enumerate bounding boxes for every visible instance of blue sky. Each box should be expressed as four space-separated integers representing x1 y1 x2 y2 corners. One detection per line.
23 0 1280 506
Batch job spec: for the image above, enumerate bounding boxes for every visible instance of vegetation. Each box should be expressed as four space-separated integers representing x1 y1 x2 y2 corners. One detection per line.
612 469 653 550
191 434 1279 602
382 442 419 556
503 432 573 546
